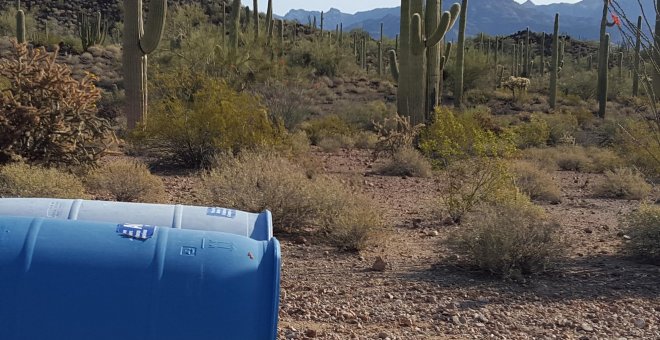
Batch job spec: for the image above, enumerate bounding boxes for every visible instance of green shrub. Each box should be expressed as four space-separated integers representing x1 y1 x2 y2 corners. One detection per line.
449 201 563 278
554 146 592 171
287 40 359 77
85 159 167 203
199 152 383 250
337 101 395 131
0 163 88 198
440 157 519 223
624 205 660 265
354 131 379 150
301 115 353 145
514 115 550 148
376 147 432 178
134 71 282 168
615 119 660 179
592 168 651 200
512 161 562 203
542 113 579 146
318 135 354 152
419 107 517 167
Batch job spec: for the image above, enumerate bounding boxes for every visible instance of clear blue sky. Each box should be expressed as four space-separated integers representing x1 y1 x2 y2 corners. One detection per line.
257 0 582 16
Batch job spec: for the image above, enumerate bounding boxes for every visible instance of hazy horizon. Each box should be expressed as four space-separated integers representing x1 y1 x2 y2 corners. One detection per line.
257 0 582 16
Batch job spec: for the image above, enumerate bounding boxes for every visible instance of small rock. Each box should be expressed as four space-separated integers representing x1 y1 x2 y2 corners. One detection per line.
580 323 594 332
304 329 318 338
398 316 414 327
451 315 465 325
584 228 593 234
632 318 646 329
372 257 388 272
378 331 390 339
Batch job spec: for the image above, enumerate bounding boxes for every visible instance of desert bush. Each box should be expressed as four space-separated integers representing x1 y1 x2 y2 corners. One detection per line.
512 161 562 203
615 118 660 179
440 157 519 223
0 163 87 198
0 40 111 166
354 131 379 150
200 152 383 250
592 168 651 200
446 52 492 94
542 113 579 145
376 147 432 178
287 40 359 77
337 100 395 131
318 135 354 152
134 71 282 168
560 71 597 101
514 115 550 148
554 146 592 171
449 200 563 278
85 159 167 203
252 81 313 131
301 115 353 145
624 205 660 265
419 107 517 167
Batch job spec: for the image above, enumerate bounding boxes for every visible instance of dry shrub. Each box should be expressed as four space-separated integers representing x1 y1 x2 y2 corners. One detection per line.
354 131 379 150
318 135 354 153
624 205 660 265
85 159 166 203
376 147 432 178
449 201 564 278
374 114 424 159
512 161 562 203
586 147 625 173
0 163 88 198
554 146 591 171
592 168 651 200
200 152 383 251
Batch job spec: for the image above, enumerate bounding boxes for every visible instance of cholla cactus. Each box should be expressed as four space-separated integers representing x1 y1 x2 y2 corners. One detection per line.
502 76 531 99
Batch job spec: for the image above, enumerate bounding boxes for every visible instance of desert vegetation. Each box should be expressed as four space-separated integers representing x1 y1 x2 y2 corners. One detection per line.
0 0 658 338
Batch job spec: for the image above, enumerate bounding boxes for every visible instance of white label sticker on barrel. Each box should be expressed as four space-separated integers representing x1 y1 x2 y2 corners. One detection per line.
206 207 237 218
116 224 156 240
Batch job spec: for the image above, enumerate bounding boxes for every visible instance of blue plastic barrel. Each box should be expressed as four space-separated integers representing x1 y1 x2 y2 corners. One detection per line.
0 198 272 241
0 216 280 340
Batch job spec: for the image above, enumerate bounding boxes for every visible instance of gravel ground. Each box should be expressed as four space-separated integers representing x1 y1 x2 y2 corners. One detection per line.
273 149 660 340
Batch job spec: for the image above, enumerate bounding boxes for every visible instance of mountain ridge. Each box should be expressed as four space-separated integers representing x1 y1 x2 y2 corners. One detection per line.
283 0 655 42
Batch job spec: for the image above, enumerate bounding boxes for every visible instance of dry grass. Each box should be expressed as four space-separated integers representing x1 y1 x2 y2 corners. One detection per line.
522 146 624 174
199 152 384 251
449 201 564 278
85 159 167 203
511 161 562 203
624 205 660 265
376 147 433 178
592 168 652 200
0 163 88 199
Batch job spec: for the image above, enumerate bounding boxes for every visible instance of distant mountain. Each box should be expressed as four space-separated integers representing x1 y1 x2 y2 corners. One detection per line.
283 0 655 42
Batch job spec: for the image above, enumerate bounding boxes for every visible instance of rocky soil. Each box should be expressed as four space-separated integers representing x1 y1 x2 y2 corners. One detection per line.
262 149 660 340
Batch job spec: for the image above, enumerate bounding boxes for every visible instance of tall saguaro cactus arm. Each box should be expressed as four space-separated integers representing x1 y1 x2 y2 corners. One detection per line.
633 16 642 97
549 13 559 109
139 0 166 54
123 0 167 129
454 0 468 108
389 50 400 81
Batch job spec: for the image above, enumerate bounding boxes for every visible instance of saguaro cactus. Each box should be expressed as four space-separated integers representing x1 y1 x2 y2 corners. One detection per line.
523 27 530 76
253 0 259 42
229 0 241 53
16 0 25 44
454 0 468 108
598 34 609 118
653 0 660 99
540 32 545 75
77 11 108 51
378 23 384 76
597 0 608 102
633 16 642 97
390 0 460 124
549 13 559 109
266 0 273 38
123 0 167 129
